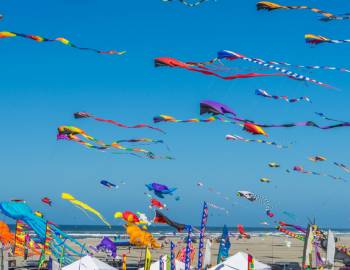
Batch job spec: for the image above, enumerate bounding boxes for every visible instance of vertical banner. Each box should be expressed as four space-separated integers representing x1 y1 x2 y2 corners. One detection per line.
14 220 25 256
184 225 192 270
122 254 127 270
217 225 231 264
197 202 208 270
170 241 176 270
159 255 164 270
248 254 254 270
144 247 152 270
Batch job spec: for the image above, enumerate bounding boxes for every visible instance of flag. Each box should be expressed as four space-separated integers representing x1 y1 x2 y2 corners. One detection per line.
159 255 164 270
203 239 212 269
217 225 231 264
248 254 254 270
184 225 192 270
197 202 209 270
144 247 152 270
122 254 127 270
170 241 176 270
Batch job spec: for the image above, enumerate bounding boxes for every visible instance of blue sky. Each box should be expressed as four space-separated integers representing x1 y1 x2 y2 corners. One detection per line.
1 0 350 228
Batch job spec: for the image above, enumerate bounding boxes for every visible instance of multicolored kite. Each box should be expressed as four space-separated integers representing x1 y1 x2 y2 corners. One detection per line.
305 34 350 45
145 182 176 198
257 1 350 21
154 57 284 81
153 210 186 232
41 197 52 206
0 31 125 55
292 166 345 181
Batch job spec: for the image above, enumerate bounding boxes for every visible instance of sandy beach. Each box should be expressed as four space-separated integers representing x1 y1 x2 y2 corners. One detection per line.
7 233 350 269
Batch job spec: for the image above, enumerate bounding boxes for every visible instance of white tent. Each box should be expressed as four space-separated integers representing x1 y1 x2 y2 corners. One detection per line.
138 255 190 270
208 252 271 270
62 255 117 270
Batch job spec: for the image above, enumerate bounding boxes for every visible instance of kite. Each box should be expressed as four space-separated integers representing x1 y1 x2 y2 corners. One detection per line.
136 212 152 226
149 198 167 210
154 57 284 81
146 182 177 198
61 193 111 228
292 166 345 181
96 237 117 258
334 162 350 173
308 156 327 162
260 178 271 183
256 1 350 21
237 224 250 239
237 191 274 218
237 191 256 202
269 162 280 168
74 112 164 134
226 134 288 149
0 31 125 55
216 50 332 88
125 223 161 248
114 211 140 224
305 34 350 45
41 197 52 206
161 0 211 7
100 180 117 189
200 100 237 116
0 201 87 264
255 89 311 103
57 125 154 156
243 123 268 136
153 210 186 232
34 211 44 218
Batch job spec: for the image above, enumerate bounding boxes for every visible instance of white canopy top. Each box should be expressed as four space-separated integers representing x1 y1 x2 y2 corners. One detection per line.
62 255 117 270
208 252 271 270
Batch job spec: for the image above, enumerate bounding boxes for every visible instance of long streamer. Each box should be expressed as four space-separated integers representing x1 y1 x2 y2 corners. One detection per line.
255 89 311 103
0 31 125 55
74 112 164 134
257 1 350 21
225 134 289 149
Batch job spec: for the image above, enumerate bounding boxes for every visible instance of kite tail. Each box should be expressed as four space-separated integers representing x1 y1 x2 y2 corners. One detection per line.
0 31 125 55
93 117 165 134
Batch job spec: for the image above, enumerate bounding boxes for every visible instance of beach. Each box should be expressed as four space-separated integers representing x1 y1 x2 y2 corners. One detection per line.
7 231 350 269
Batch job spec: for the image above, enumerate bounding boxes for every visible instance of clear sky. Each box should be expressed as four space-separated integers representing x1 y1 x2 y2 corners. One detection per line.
1 0 350 228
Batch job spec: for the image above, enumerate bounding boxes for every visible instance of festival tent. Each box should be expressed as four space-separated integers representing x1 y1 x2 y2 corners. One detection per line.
62 255 117 270
138 255 191 270
208 252 271 270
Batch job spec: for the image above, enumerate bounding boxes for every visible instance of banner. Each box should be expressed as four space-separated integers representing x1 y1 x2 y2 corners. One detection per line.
217 225 231 264
184 225 192 270
144 247 152 270
197 202 208 270
170 241 176 270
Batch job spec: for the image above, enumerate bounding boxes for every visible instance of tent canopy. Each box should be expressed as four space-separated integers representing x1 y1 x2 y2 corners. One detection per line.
138 255 190 270
209 252 271 270
62 255 117 270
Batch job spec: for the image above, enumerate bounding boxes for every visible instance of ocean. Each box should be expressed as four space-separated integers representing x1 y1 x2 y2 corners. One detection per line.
7 225 350 239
